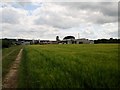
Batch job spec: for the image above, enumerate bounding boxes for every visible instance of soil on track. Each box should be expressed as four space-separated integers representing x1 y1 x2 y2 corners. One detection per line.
2 49 23 89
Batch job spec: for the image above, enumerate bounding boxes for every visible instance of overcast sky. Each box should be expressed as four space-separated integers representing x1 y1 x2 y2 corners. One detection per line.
0 2 118 40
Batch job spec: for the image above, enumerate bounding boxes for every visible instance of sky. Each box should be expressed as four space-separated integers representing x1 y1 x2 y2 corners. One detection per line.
0 1 118 40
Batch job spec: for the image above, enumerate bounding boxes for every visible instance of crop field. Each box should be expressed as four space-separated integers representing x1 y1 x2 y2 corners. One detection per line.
18 44 119 88
2 45 23 78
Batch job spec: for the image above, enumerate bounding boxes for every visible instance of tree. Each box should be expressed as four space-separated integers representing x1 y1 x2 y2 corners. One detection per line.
63 36 75 40
2 39 12 48
56 36 60 41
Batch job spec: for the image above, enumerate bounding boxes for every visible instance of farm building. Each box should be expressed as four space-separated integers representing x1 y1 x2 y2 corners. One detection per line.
8 35 94 45
58 36 94 44
39 40 58 44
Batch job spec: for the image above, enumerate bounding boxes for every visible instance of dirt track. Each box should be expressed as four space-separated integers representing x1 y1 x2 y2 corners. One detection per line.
2 49 23 89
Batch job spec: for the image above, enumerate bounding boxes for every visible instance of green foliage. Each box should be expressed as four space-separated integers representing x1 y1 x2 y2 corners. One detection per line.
19 44 119 88
94 38 120 44
0 40 2 49
2 39 12 48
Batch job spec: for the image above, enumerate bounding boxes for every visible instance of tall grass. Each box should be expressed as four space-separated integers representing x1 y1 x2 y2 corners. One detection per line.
19 44 119 88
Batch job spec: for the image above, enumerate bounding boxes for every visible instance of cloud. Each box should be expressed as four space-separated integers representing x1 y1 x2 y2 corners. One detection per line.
1 2 118 40
57 2 118 16
57 2 118 23
33 3 80 29
34 14 80 29
33 2 118 29
0 5 27 24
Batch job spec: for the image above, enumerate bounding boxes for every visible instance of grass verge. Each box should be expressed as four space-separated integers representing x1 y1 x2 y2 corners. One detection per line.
2 45 23 78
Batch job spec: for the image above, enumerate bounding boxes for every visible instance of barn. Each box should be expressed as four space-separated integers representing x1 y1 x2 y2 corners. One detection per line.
60 36 94 44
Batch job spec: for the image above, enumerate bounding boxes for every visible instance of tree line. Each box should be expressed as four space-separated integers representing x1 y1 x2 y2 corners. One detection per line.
1 38 120 48
1 39 13 48
94 38 120 44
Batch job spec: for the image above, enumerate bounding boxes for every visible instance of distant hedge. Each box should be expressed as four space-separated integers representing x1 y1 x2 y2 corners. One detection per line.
94 38 120 44
2 39 12 48
0 40 2 49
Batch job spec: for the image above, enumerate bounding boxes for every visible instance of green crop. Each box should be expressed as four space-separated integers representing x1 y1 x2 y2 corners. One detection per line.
18 44 119 88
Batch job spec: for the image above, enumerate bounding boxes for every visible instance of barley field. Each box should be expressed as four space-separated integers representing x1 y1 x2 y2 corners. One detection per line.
18 44 119 88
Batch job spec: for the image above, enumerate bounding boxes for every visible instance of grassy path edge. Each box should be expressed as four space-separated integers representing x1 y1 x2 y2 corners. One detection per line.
2 48 23 88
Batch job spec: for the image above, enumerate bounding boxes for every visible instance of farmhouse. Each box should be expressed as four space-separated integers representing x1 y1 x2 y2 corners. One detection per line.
58 36 94 44
6 35 94 45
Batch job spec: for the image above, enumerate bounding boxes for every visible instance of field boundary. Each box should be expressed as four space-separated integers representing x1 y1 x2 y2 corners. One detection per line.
2 48 23 88
2 49 16 60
